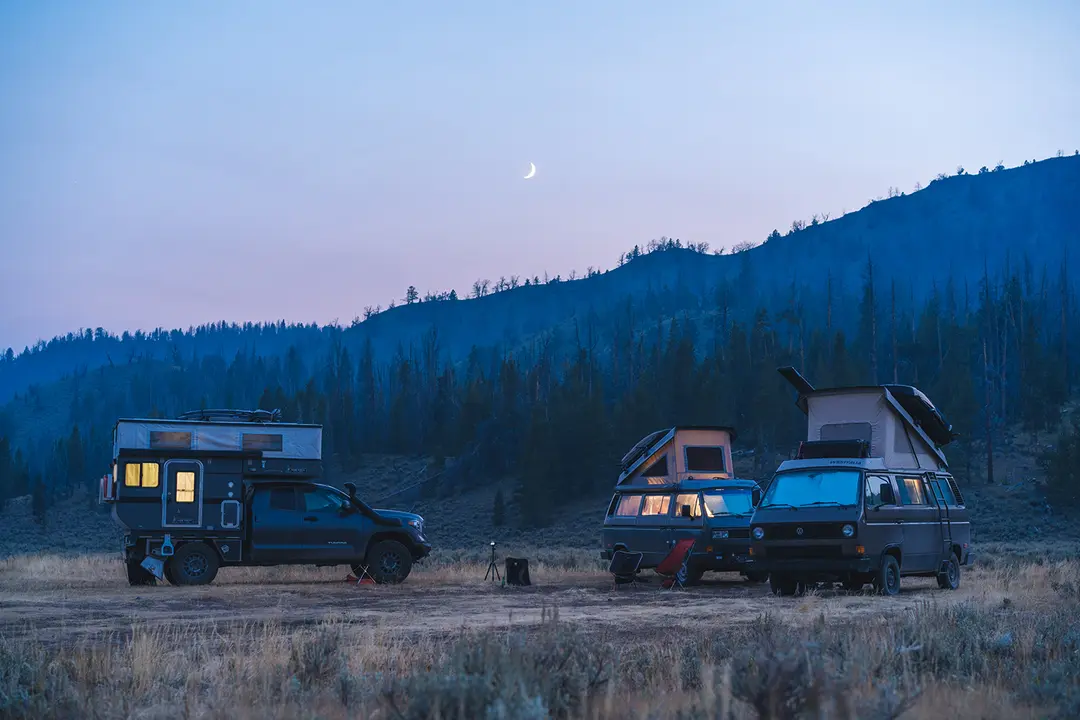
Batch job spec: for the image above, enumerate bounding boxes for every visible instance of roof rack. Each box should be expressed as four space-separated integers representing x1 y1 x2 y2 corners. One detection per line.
177 409 282 423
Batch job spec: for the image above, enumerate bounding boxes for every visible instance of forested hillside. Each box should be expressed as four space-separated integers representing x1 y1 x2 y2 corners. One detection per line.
2 154 1080 526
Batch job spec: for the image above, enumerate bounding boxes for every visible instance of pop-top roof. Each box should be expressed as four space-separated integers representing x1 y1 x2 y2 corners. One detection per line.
113 415 322 460
617 426 737 487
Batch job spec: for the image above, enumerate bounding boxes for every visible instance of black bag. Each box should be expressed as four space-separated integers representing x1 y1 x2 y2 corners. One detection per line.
505 557 531 586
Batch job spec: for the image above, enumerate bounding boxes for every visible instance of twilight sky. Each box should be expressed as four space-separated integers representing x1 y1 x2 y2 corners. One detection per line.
1 1 1078 351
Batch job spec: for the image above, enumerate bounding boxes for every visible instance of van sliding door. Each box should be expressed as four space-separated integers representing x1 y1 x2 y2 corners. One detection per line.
163 460 204 528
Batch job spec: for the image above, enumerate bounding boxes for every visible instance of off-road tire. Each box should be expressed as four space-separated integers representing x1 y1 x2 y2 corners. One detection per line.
769 573 804 597
167 543 220 586
744 571 769 584
874 555 902 596
163 563 177 585
937 553 961 590
366 540 413 584
126 561 157 586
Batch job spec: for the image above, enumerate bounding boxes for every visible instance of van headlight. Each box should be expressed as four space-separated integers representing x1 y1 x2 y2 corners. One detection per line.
752 527 765 540
712 530 730 539
841 524 855 538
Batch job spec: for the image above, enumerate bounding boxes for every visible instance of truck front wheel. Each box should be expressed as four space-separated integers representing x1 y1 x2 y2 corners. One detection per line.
365 540 413 584
167 543 220 586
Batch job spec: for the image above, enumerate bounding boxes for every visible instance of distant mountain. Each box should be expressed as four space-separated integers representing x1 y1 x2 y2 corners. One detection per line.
2 154 1078 408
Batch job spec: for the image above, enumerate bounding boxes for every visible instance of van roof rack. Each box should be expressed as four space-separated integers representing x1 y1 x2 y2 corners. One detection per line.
177 409 282 423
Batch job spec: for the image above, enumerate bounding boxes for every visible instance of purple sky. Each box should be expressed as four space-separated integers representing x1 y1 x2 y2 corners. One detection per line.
2 1 1078 351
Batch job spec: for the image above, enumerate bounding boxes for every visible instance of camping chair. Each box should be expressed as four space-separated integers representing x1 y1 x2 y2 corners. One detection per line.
608 550 644 590
344 564 376 586
655 538 696 590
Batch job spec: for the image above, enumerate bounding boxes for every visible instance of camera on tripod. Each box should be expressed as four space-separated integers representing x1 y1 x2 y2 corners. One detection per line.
484 540 501 582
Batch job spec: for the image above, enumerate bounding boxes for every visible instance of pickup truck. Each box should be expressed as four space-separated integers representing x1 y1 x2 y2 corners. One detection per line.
101 412 432 587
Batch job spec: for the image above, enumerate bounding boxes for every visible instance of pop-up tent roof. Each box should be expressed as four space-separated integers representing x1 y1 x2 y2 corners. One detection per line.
778 366 956 471
113 416 322 460
617 426 737 487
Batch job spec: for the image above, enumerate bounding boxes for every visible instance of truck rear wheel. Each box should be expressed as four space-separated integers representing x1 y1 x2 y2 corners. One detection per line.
365 540 413 584
168 543 220 586
126 561 157 586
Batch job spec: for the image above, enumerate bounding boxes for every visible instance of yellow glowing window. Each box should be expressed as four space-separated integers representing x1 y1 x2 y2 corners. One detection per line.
176 471 196 503
140 463 159 488
124 464 141 487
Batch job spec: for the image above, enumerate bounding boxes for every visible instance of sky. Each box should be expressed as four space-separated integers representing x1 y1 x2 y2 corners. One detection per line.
1 1 1078 352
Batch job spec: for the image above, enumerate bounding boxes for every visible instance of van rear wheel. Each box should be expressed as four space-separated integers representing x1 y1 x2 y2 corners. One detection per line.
937 554 960 590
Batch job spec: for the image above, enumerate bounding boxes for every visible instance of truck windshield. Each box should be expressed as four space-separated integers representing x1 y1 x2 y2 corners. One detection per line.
703 490 754 517
759 469 860 509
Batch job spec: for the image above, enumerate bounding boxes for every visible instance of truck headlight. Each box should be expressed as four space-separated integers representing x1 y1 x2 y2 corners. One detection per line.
752 527 765 540
408 518 423 531
841 524 855 538
712 530 730 539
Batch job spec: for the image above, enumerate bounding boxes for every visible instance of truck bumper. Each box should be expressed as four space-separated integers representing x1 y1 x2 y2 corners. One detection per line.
413 539 433 561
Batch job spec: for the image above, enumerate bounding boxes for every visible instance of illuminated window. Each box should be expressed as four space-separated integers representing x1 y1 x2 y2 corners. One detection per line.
614 494 643 516
176 471 196 503
897 476 927 505
140 463 159 488
124 463 141 487
640 495 671 516
675 493 702 519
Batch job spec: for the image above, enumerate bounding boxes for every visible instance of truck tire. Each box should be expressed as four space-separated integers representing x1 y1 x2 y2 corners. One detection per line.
126 561 157 586
366 540 413 584
168 543 220 586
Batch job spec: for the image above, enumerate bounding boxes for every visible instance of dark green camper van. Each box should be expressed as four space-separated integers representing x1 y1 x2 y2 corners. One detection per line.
601 426 767 584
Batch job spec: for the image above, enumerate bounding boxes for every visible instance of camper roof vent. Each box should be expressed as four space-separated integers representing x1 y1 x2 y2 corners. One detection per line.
796 439 870 460
177 408 282 424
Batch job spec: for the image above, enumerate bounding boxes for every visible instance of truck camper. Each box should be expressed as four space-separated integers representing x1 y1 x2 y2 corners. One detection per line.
100 409 431 586
748 368 971 596
601 426 767 584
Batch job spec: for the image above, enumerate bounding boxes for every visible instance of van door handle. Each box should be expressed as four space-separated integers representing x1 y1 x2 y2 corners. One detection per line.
303 516 317 522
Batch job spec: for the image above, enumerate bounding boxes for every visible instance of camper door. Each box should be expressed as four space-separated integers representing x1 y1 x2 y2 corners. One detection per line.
162 459 204 528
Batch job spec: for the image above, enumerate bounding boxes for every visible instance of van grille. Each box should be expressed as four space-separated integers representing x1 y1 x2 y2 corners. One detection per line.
725 529 750 540
768 545 843 560
760 523 848 540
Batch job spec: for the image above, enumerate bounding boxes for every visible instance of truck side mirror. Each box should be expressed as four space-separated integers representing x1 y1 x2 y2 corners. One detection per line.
681 504 692 518
879 485 895 506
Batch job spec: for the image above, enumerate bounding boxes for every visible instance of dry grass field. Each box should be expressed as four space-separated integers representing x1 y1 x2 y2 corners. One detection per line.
2 543 1080 719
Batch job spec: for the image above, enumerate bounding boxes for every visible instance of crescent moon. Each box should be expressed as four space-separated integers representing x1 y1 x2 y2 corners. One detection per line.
524 162 536 179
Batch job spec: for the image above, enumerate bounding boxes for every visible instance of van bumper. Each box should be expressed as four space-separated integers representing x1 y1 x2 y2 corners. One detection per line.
692 544 753 571
748 554 876 579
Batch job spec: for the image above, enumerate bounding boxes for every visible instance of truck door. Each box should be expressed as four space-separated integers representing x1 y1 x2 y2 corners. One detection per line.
297 486 368 561
249 486 319 563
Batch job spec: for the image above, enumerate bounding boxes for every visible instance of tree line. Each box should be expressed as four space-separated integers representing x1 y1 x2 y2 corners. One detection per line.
1 251 1077 525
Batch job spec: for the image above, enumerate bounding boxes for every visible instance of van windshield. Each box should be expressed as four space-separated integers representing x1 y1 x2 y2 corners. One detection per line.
703 490 754 517
759 469 860 509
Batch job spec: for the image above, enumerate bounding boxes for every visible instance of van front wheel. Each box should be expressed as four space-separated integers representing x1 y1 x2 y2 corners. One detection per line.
769 573 804 596
874 555 901 596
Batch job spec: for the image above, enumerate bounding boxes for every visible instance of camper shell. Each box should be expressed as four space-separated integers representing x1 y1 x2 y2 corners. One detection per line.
748 369 971 596
601 426 767 583
101 410 431 586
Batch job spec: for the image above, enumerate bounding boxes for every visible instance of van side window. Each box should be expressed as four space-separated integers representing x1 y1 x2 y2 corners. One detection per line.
685 446 726 473
865 475 892 507
642 455 668 477
614 495 643 516
931 477 957 505
674 493 701 519
946 477 965 506
640 495 671 516
896 476 927 505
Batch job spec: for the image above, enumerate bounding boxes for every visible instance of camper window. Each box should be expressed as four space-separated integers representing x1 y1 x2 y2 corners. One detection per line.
896 476 927 505
149 431 192 450
642 455 668 477
175 472 196 503
614 494 643 516
640 495 672 516
685 446 726 473
123 462 160 488
675 493 701 519
243 433 284 452
864 475 892 508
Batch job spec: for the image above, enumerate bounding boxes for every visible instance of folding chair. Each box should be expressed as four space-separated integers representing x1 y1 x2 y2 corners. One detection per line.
344 564 376 586
655 538 696 590
608 550 644 590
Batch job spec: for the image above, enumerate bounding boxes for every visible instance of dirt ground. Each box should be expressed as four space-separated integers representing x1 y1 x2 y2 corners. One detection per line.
0 557 990 648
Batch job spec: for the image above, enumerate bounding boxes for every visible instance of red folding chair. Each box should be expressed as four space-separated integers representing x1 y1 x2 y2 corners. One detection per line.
655 537 696 590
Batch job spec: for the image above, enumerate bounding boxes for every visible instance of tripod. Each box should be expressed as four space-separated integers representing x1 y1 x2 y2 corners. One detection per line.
484 542 501 582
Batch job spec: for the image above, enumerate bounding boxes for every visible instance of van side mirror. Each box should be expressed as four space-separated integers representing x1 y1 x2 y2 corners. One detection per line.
752 489 762 507
681 504 692 518
879 484 895 506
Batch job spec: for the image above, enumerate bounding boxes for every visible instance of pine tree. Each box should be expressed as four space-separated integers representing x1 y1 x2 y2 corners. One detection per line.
492 488 506 526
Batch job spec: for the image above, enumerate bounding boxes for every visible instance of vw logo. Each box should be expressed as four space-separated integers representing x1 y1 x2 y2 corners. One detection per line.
796 527 804 536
